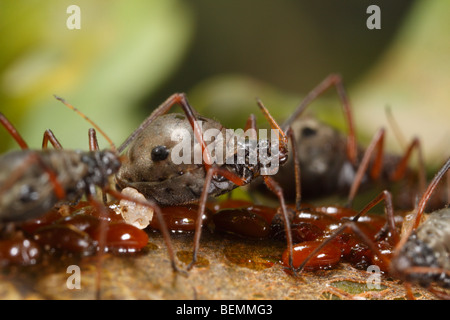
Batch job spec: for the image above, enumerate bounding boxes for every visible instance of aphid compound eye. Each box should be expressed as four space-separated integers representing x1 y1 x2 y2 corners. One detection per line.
301 126 317 138
151 145 169 162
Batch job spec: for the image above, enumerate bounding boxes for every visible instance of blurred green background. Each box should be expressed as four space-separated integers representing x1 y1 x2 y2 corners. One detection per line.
0 0 449 170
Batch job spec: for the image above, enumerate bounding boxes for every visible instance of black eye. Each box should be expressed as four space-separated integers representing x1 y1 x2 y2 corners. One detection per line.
301 126 317 138
151 145 169 161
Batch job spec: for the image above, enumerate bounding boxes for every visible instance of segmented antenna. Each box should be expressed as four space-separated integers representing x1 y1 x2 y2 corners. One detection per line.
53 95 117 152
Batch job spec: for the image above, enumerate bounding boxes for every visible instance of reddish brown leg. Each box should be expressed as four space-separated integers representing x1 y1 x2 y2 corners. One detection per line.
263 175 294 270
285 127 302 211
404 283 416 300
408 157 450 233
188 165 248 270
400 266 450 299
352 190 398 243
347 128 385 206
389 137 426 194
428 285 450 300
88 128 100 152
244 113 257 134
0 112 29 149
42 129 63 149
347 128 426 208
281 74 358 165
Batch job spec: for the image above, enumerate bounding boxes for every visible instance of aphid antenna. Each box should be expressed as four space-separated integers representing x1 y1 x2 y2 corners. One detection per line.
53 95 117 152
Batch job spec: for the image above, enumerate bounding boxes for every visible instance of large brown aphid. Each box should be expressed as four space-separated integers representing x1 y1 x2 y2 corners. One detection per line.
115 93 296 269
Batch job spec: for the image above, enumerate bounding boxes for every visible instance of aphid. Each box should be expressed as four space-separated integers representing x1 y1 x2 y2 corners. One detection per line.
0 99 179 274
115 93 296 269
294 157 450 299
266 74 426 208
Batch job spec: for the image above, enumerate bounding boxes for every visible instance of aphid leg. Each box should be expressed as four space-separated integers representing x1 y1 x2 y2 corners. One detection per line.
351 190 399 244
42 129 63 149
188 165 248 270
244 113 257 135
285 127 302 211
281 74 358 164
263 176 295 271
389 137 426 197
404 283 415 300
106 188 183 273
347 129 425 208
0 112 29 149
254 99 295 269
347 128 385 207
88 128 100 152
385 107 426 194
428 285 450 300
397 266 450 299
